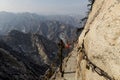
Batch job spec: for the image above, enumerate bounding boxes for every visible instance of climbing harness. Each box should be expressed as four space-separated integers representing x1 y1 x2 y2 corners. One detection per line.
78 29 115 80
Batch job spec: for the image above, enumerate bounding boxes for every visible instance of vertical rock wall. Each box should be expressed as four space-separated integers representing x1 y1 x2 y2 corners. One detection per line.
78 0 120 80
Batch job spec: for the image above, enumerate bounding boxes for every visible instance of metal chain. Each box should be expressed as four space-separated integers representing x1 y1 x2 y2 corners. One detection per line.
78 29 115 80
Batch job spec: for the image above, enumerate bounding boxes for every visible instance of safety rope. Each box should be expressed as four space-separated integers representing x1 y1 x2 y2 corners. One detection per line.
78 29 115 80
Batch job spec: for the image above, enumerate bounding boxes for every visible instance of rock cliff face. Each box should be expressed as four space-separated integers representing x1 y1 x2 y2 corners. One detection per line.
77 0 120 80
52 0 120 80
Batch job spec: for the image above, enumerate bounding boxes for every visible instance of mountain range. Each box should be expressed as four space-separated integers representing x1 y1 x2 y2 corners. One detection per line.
0 30 60 79
0 12 84 80
0 12 84 43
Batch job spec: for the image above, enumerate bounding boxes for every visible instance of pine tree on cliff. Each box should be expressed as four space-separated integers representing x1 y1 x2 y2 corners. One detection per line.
87 0 95 10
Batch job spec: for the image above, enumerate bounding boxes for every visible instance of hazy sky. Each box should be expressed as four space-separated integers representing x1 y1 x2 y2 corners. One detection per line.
0 0 89 15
